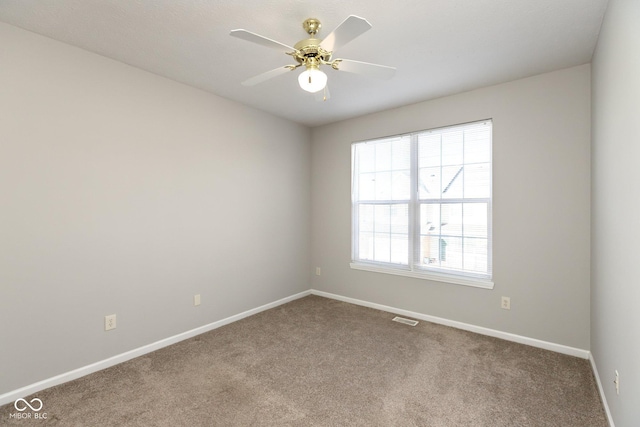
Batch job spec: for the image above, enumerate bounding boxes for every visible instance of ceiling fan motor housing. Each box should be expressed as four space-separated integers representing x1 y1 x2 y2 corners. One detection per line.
293 38 332 65
292 18 332 68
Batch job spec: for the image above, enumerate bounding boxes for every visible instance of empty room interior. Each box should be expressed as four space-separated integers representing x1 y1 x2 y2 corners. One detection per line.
0 0 638 426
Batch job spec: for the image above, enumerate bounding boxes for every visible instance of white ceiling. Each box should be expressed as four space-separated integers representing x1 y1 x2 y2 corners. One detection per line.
0 0 608 127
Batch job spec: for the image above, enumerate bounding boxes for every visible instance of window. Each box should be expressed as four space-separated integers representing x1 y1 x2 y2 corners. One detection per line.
351 120 492 288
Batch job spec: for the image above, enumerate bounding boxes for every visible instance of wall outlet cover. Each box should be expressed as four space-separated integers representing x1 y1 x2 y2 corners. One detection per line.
105 314 116 331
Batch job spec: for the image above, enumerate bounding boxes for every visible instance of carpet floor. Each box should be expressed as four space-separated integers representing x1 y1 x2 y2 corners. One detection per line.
1 295 607 426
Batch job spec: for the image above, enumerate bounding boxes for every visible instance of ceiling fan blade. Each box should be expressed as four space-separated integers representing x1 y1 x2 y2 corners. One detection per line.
334 59 396 79
315 85 331 102
241 66 292 86
230 29 295 52
320 15 372 52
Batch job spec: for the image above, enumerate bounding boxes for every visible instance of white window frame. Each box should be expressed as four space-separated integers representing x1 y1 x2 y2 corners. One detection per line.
350 120 493 289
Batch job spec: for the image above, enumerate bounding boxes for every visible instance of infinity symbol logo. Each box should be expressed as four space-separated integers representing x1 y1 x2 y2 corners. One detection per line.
14 398 43 412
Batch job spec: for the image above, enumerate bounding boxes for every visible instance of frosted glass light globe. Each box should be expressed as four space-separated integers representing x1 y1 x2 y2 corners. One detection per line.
298 68 327 93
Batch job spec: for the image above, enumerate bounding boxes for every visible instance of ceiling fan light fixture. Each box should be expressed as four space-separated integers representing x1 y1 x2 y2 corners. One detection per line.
231 15 396 98
298 66 327 93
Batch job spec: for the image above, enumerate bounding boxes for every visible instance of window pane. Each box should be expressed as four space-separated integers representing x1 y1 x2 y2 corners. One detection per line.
464 127 491 164
421 234 440 265
359 172 376 200
374 233 390 263
375 171 392 200
418 133 441 168
464 163 490 198
374 205 391 234
391 235 409 265
418 167 440 199
439 236 463 270
358 143 376 173
419 203 441 265
392 137 411 170
358 231 374 261
391 205 409 264
463 203 487 238
356 138 411 202
463 237 488 273
441 131 463 166
375 141 392 171
390 204 409 235
355 203 409 264
420 203 441 236
390 137 411 201
441 203 462 236
441 166 464 199
358 204 374 232
392 170 410 200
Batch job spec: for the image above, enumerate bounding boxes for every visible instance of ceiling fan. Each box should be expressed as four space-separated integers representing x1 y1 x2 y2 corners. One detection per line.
230 16 396 100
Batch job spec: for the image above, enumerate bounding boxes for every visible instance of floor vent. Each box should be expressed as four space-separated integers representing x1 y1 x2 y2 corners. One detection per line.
392 316 419 326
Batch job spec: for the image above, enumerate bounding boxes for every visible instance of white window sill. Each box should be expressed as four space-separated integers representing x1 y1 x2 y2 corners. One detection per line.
349 263 494 290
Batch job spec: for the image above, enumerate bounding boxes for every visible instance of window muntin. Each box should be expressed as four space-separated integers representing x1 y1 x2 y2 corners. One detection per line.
351 120 492 285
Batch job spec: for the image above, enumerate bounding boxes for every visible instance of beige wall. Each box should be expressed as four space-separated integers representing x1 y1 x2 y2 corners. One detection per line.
591 0 640 425
311 64 591 349
0 22 311 395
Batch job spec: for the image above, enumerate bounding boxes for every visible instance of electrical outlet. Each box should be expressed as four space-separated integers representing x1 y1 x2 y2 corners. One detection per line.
614 370 620 395
105 314 116 331
501 296 511 310
194 294 201 306
315 267 321 276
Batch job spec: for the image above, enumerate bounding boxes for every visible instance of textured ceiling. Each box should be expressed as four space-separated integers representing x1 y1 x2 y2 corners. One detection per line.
0 0 608 127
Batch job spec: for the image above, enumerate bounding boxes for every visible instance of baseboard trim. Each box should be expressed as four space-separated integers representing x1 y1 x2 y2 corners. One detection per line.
0 290 311 407
589 353 615 427
310 289 590 359
1 288 593 407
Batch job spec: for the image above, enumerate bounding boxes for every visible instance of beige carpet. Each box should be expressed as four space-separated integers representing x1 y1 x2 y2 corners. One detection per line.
1 295 607 426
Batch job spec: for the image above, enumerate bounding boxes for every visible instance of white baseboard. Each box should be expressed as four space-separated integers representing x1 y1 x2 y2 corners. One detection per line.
1 288 594 408
589 353 615 427
0 290 311 407
310 289 590 359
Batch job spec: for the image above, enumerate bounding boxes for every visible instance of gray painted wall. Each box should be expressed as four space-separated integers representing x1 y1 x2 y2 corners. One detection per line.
0 23 311 395
591 1 640 425
311 65 592 350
